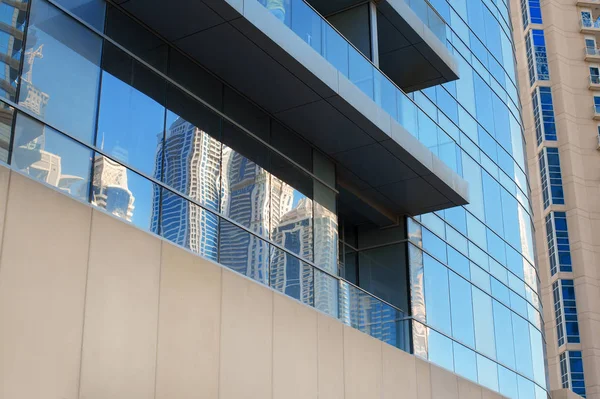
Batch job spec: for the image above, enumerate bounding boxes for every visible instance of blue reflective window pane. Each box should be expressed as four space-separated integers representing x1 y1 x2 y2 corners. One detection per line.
530 326 546 386
348 48 373 99
473 288 496 358
498 366 519 399
220 143 271 238
449 272 475 346
398 94 418 137
219 218 270 284
21 0 102 144
323 23 349 77
315 269 339 318
270 168 314 261
428 329 454 371
53 0 106 31
491 278 510 305
162 93 221 212
512 313 534 378
290 0 321 53
424 255 451 334
96 54 166 177
483 171 504 236
470 263 490 293
444 206 467 235
91 155 159 232
375 71 397 119
423 228 447 263
447 246 470 279
159 189 219 261
517 376 535 399
477 354 499 391
493 300 516 368
487 229 507 265
453 341 478 382
12 113 92 201
270 246 314 306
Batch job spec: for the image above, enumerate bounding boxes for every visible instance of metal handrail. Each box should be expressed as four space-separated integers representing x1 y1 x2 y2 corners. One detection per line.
585 46 600 57
580 18 600 29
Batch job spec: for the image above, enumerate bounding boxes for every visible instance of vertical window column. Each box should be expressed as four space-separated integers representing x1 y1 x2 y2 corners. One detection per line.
532 87 557 146
525 29 550 86
521 0 543 29
560 351 587 397
545 212 573 275
552 279 581 346
539 147 565 209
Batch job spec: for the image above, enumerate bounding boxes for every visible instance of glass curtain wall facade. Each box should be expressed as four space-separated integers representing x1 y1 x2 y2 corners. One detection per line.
404 0 548 398
0 0 547 397
1 0 413 355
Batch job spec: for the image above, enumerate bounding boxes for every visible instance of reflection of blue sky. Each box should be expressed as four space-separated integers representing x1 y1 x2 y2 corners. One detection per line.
96 72 166 227
291 190 305 208
27 14 101 144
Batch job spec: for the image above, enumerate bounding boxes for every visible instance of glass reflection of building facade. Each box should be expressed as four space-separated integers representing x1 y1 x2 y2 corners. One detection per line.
0 0 549 397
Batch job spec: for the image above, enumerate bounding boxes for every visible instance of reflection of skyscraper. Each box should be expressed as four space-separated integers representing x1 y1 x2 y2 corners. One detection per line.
91 155 135 221
219 146 272 282
0 0 27 102
153 117 221 256
270 197 313 303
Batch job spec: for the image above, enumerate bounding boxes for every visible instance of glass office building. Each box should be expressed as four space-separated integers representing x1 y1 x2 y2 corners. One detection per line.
0 0 548 397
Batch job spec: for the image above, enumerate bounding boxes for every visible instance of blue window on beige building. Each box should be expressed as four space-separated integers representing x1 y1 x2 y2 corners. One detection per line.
539 147 565 208
532 87 557 146
546 212 573 275
526 29 550 86
553 279 581 346
560 351 586 397
521 0 543 28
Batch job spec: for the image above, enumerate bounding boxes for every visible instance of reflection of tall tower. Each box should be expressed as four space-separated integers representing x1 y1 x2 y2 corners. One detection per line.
91 155 135 221
270 197 313 303
19 44 49 116
219 146 272 282
152 117 221 256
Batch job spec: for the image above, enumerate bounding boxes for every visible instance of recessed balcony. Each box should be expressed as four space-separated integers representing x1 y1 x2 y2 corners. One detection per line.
585 46 600 61
107 0 468 216
577 0 600 7
307 0 459 92
590 75 600 90
580 18 600 33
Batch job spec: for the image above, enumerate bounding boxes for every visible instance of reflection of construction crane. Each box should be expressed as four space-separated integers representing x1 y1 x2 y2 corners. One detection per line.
22 44 43 83
19 44 49 116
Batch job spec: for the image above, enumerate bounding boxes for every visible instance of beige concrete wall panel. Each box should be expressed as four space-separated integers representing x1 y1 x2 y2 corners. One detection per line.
273 293 318 399
382 341 418 398
430 363 459 399
317 312 344 399
219 269 273 399
457 378 483 399
0 166 8 259
343 325 383 399
79 210 161 399
415 357 432 399
155 242 222 399
0 172 91 399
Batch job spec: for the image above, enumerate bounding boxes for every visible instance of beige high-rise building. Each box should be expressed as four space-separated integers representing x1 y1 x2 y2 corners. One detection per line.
511 0 600 397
